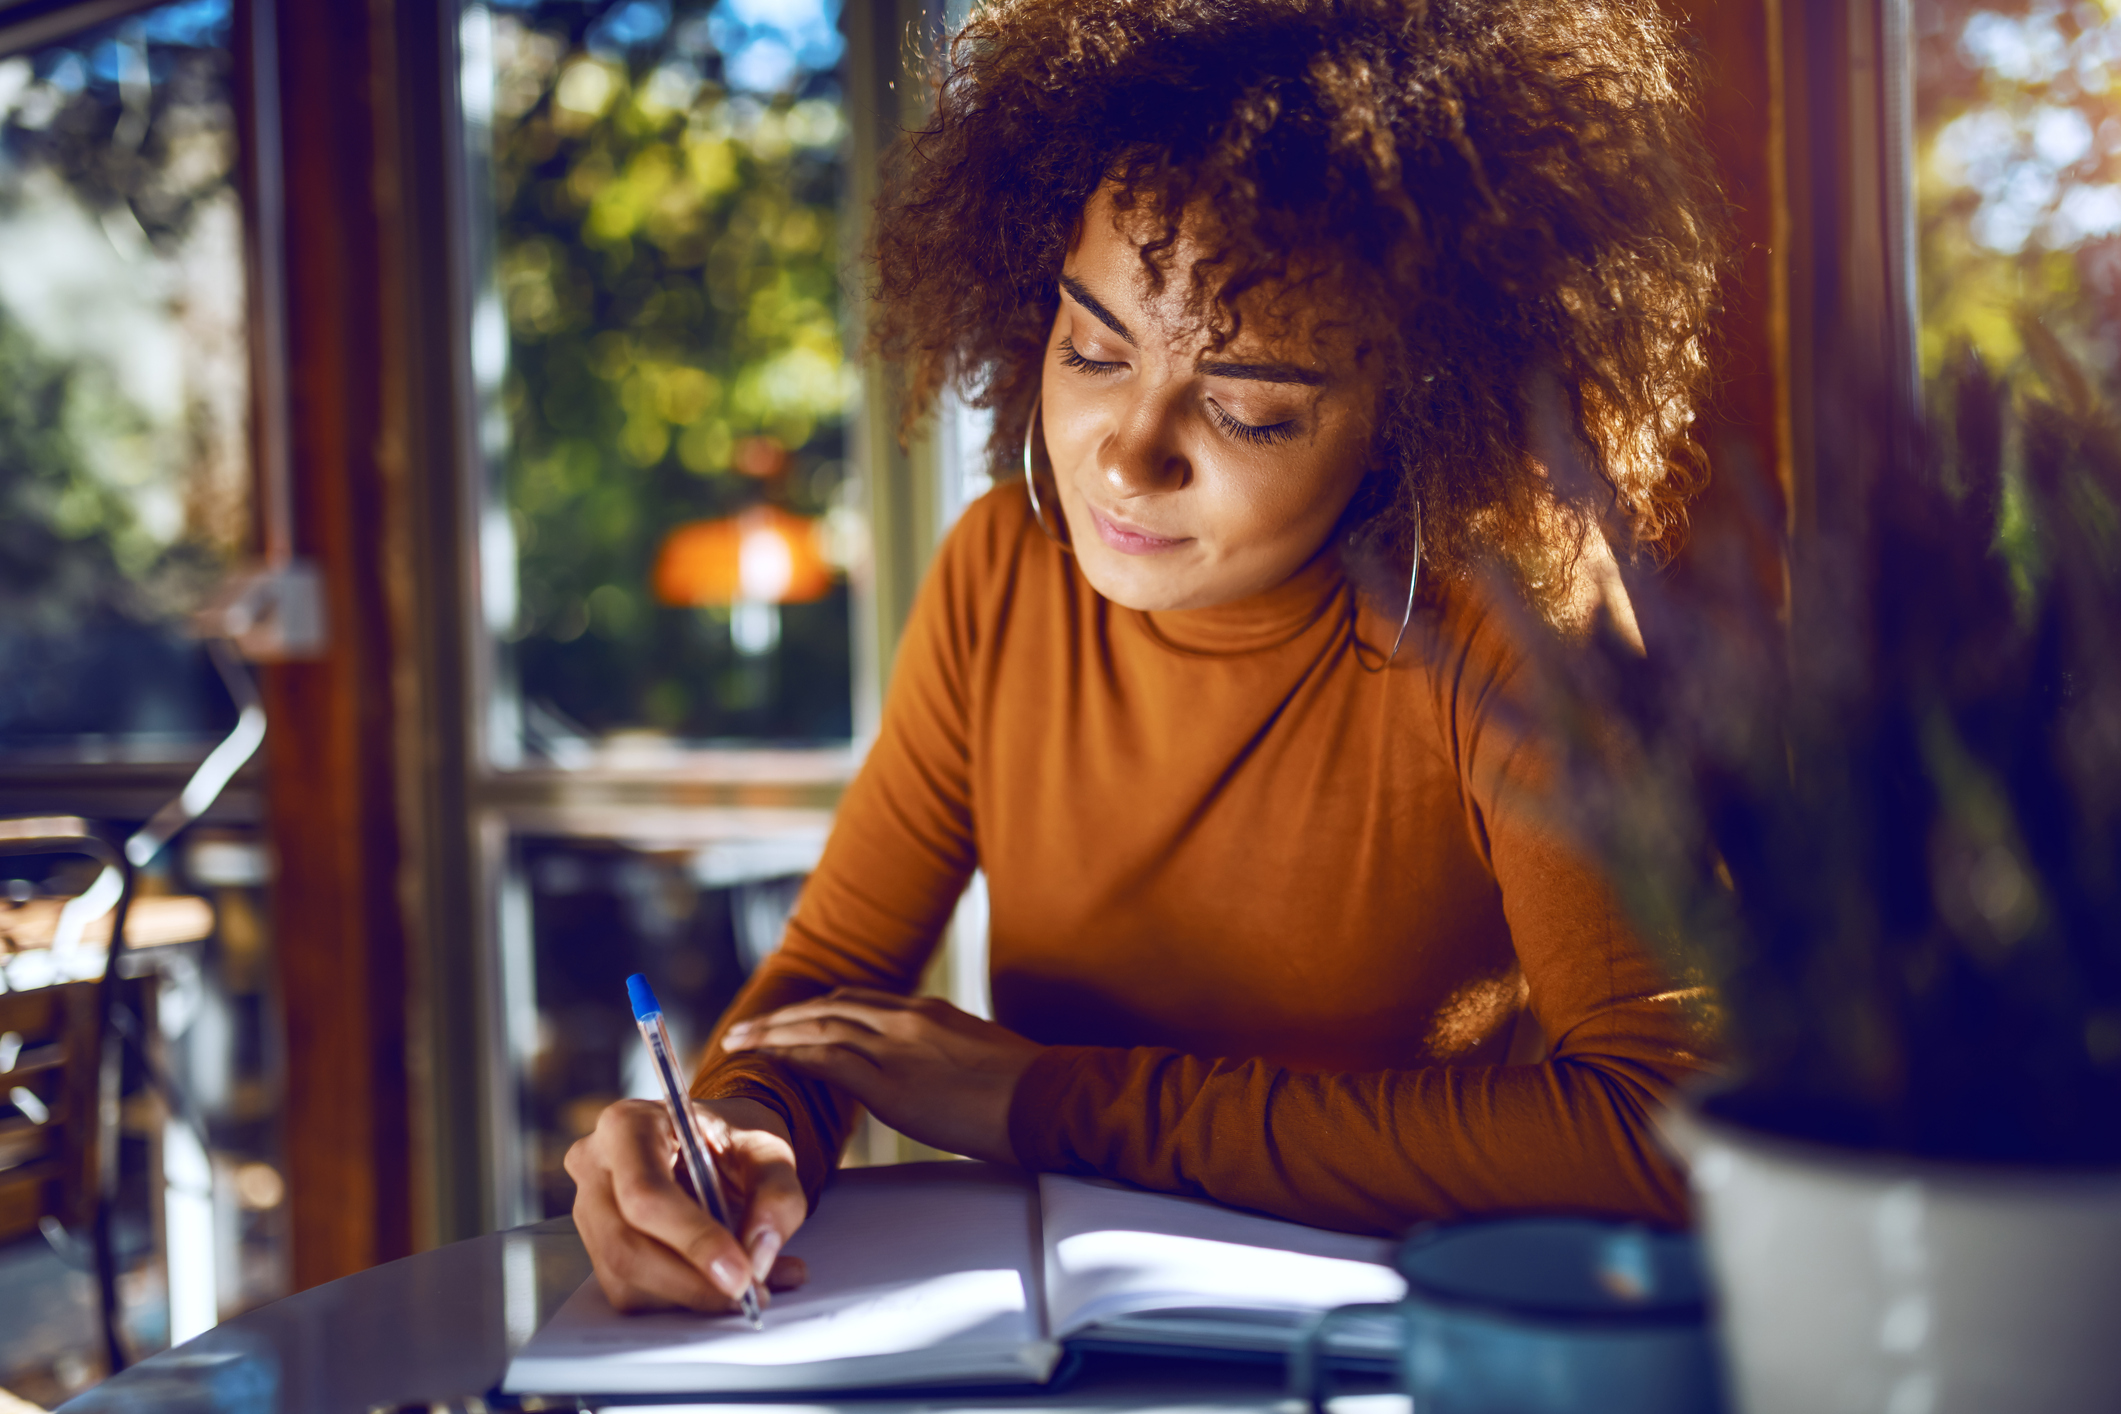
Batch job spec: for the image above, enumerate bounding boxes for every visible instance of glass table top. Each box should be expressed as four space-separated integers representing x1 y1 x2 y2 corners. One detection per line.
55 1217 1328 1413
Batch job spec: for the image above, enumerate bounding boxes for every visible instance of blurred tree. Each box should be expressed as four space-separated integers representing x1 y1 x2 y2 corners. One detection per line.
1917 0 2121 396
0 1 245 745
484 0 856 746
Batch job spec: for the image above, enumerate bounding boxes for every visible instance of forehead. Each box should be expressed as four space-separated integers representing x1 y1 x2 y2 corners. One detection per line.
1064 183 1364 358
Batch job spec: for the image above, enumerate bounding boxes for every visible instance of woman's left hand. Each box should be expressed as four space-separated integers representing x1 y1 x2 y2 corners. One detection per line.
720 989 1043 1165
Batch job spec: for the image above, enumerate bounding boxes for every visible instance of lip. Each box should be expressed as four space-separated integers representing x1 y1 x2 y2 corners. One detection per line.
1089 505 1189 555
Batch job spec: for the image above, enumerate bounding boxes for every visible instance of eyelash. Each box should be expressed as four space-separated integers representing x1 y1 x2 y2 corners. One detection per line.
1208 402 1298 446
1055 337 1123 376
1056 337 1298 446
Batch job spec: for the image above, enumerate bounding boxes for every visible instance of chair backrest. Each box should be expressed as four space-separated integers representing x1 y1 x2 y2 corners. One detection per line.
0 981 100 1244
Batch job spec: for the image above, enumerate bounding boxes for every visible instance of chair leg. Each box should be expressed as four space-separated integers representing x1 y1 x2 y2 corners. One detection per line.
91 1201 124 1377
92 959 127 1375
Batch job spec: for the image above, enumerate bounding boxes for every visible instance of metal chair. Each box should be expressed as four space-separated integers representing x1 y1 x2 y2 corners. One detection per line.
0 644 267 1375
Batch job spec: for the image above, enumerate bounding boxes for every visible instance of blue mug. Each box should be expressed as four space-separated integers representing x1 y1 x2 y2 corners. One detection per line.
1291 1218 1724 1414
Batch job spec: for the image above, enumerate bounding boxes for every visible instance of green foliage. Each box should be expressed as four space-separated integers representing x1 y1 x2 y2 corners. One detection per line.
1915 0 2121 397
0 22 242 629
0 7 247 742
0 309 223 615
0 310 131 629
487 7 855 743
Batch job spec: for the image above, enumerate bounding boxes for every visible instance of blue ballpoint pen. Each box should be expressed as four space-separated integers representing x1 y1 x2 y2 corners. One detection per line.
626 974 765 1328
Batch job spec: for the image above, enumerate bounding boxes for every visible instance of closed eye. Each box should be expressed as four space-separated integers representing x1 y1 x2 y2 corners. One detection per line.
1208 401 1298 446
1056 337 1125 376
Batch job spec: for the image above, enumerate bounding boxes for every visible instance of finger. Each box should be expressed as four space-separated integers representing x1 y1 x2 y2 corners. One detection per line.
576 1170 742 1322
825 986 919 1008
724 993 913 1044
729 1016 892 1058
603 1115 756 1299
732 1137 810 1287
577 1188 736 1313
724 1005 883 1048
765 1254 808 1291
609 1168 756 1301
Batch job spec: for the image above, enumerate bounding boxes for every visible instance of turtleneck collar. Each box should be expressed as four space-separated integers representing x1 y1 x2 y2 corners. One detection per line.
1130 544 1351 657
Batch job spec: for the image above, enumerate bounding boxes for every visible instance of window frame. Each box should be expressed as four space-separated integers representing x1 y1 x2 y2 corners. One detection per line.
426 0 969 1233
1774 0 1922 545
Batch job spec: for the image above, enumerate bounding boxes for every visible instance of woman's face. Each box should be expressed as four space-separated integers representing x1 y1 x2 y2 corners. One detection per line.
1040 186 1382 612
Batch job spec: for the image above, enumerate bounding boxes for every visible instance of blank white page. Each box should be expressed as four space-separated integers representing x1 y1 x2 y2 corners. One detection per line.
505 1163 1057 1395
1038 1175 1405 1339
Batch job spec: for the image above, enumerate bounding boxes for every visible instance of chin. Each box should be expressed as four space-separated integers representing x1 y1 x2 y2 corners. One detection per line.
1071 546 1194 612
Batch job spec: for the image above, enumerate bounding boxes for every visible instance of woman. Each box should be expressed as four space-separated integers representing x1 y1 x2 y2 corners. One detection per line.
568 0 1724 1313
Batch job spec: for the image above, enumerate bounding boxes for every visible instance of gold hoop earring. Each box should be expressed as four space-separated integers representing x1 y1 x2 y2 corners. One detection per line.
1021 397 1069 548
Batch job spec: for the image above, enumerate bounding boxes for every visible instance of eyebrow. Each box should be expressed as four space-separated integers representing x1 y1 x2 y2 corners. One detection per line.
1058 273 1329 386
1057 274 1134 343
1197 359 1328 387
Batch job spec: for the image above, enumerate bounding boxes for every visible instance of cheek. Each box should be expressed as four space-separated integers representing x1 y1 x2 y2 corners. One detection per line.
1192 427 1368 555
1038 361 1113 492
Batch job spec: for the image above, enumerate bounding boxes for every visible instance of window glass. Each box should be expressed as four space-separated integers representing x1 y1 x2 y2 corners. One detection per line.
469 0 857 759
0 0 249 756
1916 0 2121 394
512 835 812 1217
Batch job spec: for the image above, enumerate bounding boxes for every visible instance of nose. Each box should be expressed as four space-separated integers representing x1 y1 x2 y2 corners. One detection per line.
1097 387 1190 499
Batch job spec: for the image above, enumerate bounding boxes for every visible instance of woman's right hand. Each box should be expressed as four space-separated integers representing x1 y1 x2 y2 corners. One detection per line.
566 1095 810 1313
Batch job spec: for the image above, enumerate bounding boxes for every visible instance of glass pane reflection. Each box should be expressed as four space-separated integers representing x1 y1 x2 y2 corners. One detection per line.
0 0 249 756
469 0 858 758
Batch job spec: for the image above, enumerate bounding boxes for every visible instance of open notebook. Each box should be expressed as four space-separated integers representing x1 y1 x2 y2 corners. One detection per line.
503 1162 1405 1396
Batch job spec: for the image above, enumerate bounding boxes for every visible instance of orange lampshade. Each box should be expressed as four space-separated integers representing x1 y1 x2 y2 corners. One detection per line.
652 506 834 607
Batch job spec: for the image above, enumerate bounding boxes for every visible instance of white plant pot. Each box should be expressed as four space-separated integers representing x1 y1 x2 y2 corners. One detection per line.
1669 1101 2121 1414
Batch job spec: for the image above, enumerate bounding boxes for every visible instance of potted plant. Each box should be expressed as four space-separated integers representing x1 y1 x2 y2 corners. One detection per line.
1530 331 2121 1413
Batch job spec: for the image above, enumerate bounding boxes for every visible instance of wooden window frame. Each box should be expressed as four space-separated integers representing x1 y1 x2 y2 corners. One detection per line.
1775 0 1922 548
264 0 968 1265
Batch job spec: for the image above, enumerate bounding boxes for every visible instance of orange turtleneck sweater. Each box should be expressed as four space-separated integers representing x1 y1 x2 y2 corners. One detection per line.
692 484 1715 1234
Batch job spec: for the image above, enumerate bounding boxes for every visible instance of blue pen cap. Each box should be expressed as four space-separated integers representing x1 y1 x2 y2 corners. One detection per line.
626 973 660 1021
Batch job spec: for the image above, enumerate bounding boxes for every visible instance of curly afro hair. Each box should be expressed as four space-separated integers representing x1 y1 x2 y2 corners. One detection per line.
869 0 1726 609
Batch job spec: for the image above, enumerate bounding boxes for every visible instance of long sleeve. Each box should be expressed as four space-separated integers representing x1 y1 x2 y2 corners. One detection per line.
694 482 1718 1231
1003 585 1719 1234
1004 896 1714 1232
687 503 999 1201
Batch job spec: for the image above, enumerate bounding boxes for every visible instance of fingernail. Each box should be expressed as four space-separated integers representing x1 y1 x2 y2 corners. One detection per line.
747 1230 782 1308
710 1256 748 1297
749 1228 783 1277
